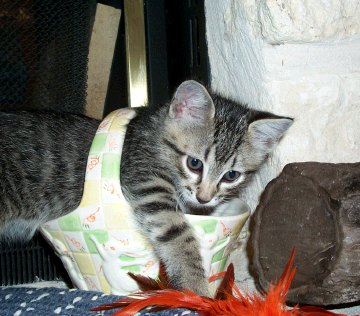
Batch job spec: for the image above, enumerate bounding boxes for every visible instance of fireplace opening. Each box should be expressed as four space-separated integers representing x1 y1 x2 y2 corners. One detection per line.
0 0 96 114
0 0 96 286
0 0 209 287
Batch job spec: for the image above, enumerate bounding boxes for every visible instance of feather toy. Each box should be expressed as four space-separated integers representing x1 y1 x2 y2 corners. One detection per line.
92 248 347 315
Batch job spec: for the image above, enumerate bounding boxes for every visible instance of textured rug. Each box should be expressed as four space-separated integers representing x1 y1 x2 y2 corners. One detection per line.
2 286 359 315
0 286 198 316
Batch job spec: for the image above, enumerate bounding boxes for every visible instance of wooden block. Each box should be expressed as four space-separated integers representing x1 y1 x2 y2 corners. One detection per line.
86 4 121 119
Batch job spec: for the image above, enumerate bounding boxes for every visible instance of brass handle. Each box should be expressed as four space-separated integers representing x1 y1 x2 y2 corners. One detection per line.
124 0 148 108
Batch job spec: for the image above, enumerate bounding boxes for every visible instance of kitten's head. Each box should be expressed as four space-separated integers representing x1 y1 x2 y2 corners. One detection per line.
163 80 293 215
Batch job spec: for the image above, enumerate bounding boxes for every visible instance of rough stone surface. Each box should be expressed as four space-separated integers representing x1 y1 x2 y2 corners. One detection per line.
250 162 360 306
205 2 360 312
205 1 360 212
257 0 360 44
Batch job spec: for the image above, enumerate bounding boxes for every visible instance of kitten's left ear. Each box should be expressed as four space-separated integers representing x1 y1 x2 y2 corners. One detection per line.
247 110 293 155
169 80 215 124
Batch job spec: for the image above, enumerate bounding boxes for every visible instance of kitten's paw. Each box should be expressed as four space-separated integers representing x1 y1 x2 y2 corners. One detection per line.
192 284 211 297
181 278 210 297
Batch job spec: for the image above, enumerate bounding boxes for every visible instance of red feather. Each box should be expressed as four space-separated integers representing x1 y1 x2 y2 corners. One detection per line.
92 248 348 316
126 262 171 291
212 263 235 300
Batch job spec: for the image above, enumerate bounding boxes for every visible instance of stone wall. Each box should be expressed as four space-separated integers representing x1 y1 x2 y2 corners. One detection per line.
204 0 360 295
205 0 360 210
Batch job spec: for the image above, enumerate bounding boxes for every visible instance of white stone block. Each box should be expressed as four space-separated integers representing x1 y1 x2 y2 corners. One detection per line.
204 1 360 300
205 1 360 209
257 0 360 43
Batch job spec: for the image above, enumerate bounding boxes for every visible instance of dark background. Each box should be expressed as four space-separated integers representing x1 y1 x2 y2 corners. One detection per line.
0 0 209 286
103 0 210 115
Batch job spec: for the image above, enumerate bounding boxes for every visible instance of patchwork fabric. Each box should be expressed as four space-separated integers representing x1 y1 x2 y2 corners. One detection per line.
40 108 250 296
40 109 159 295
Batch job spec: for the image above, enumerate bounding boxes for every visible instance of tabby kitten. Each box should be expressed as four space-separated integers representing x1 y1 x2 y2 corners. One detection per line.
0 80 292 295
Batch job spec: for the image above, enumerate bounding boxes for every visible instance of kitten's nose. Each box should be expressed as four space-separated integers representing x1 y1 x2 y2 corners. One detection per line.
196 195 211 204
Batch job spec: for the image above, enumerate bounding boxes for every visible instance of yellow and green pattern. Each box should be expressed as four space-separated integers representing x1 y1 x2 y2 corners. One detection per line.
40 108 250 296
40 109 159 295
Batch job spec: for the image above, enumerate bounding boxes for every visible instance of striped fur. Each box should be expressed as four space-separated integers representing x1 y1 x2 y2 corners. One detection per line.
121 81 292 295
0 80 292 295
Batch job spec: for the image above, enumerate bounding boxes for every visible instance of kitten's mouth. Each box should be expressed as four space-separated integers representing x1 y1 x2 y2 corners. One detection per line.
188 205 215 216
178 199 216 216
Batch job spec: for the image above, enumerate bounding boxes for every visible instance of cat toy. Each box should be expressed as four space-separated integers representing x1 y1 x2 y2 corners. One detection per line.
92 248 346 316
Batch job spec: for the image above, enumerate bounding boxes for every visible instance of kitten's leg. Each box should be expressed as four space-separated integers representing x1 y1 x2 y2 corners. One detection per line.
133 206 209 296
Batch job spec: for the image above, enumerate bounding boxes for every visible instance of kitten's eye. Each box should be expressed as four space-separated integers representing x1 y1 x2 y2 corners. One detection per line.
186 157 203 173
222 170 241 182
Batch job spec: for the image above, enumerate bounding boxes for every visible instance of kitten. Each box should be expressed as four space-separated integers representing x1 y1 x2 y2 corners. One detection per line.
0 80 292 295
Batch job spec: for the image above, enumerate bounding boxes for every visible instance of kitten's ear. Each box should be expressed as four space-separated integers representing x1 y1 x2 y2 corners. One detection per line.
247 110 293 155
169 80 215 124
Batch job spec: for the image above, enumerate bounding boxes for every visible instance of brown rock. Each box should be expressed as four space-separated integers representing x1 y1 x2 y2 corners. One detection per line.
250 162 360 306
